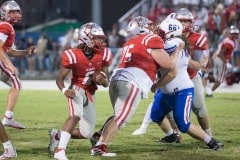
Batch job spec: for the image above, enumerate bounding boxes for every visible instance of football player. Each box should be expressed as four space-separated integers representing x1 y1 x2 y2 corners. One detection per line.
50 22 112 160
150 17 223 150
174 8 214 137
90 16 182 156
207 25 239 96
0 0 37 159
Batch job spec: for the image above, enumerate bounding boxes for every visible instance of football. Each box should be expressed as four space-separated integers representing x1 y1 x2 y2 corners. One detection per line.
92 71 107 85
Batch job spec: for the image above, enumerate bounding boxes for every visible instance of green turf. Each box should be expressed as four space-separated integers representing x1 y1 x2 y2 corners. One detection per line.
0 90 239 160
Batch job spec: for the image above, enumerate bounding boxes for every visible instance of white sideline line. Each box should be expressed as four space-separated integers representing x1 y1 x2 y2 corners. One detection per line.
0 80 239 92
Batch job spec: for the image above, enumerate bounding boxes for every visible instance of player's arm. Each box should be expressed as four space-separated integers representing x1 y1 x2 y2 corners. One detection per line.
7 45 37 57
56 66 75 99
0 40 17 74
100 66 110 87
188 50 209 70
151 39 184 70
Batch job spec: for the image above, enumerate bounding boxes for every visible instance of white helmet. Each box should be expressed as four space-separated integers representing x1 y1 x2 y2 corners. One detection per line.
166 13 176 19
78 22 106 48
229 25 239 34
126 16 154 37
175 8 194 32
0 0 22 24
157 18 183 40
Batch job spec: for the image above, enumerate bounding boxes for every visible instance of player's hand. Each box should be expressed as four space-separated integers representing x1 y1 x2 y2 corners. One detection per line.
151 83 158 93
26 45 37 55
92 71 108 87
176 38 185 49
64 89 76 99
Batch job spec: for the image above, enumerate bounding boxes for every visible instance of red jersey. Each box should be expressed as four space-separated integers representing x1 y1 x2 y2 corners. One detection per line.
0 22 15 53
119 34 164 81
219 37 235 60
61 47 112 92
187 32 208 79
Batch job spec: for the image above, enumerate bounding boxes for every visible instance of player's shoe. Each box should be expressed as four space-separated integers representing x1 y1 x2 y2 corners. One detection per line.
91 144 116 157
48 128 60 152
206 94 213 98
132 128 146 135
90 132 100 147
2 117 26 129
0 147 17 160
159 132 181 143
54 149 68 160
207 138 223 150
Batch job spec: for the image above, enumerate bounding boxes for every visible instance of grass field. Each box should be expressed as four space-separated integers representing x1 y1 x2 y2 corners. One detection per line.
0 90 239 160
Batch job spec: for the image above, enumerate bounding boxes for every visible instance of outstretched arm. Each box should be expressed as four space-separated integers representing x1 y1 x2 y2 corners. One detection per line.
7 45 37 57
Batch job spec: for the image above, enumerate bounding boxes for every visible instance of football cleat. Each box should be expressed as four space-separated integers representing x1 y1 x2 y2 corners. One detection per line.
0 147 17 160
158 132 182 143
91 144 116 157
2 117 25 129
207 138 223 150
132 128 147 136
48 128 60 152
90 132 101 147
54 149 68 160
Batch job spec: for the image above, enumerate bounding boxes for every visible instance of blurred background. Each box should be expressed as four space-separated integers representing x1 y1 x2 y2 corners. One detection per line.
1 0 239 81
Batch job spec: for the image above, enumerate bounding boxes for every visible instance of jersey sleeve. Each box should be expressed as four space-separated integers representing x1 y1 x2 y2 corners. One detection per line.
61 50 75 68
143 34 164 49
0 23 12 42
195 34 208 50
102 47 113 66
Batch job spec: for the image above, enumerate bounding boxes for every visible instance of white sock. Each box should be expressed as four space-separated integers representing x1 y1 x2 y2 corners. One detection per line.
96 141 106 146
58 131 71 150
205 86 212 95
3 141 13 149
139 102 153 130
204 135 212 144
165 129 174 136
4 111 13 118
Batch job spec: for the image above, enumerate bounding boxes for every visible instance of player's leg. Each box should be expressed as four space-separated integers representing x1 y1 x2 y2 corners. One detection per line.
132 101 152 135
175 88 222 150
54 87 86 160
0 122 17 159
152 94 180 143
132 88 163 135
192 76 212 136
207 57 226 96
0 66 25 129
91 81 141 156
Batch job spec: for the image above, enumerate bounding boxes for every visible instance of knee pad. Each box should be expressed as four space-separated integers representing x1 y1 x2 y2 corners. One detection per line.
80 127 94 139
192 106 208 117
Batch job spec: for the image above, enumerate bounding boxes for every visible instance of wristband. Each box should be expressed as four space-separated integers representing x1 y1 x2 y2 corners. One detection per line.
61 88 67 94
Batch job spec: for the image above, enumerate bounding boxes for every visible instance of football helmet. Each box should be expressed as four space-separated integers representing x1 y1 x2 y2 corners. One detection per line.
229 25 239 40
229 25 239 34
166 13 176 19
175 8 194 33
126 16 154 37
0 0 22 24
78 22 106 49
157 18 183 40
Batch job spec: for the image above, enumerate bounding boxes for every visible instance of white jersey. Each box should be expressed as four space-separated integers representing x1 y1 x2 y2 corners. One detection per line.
160 49 194 94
